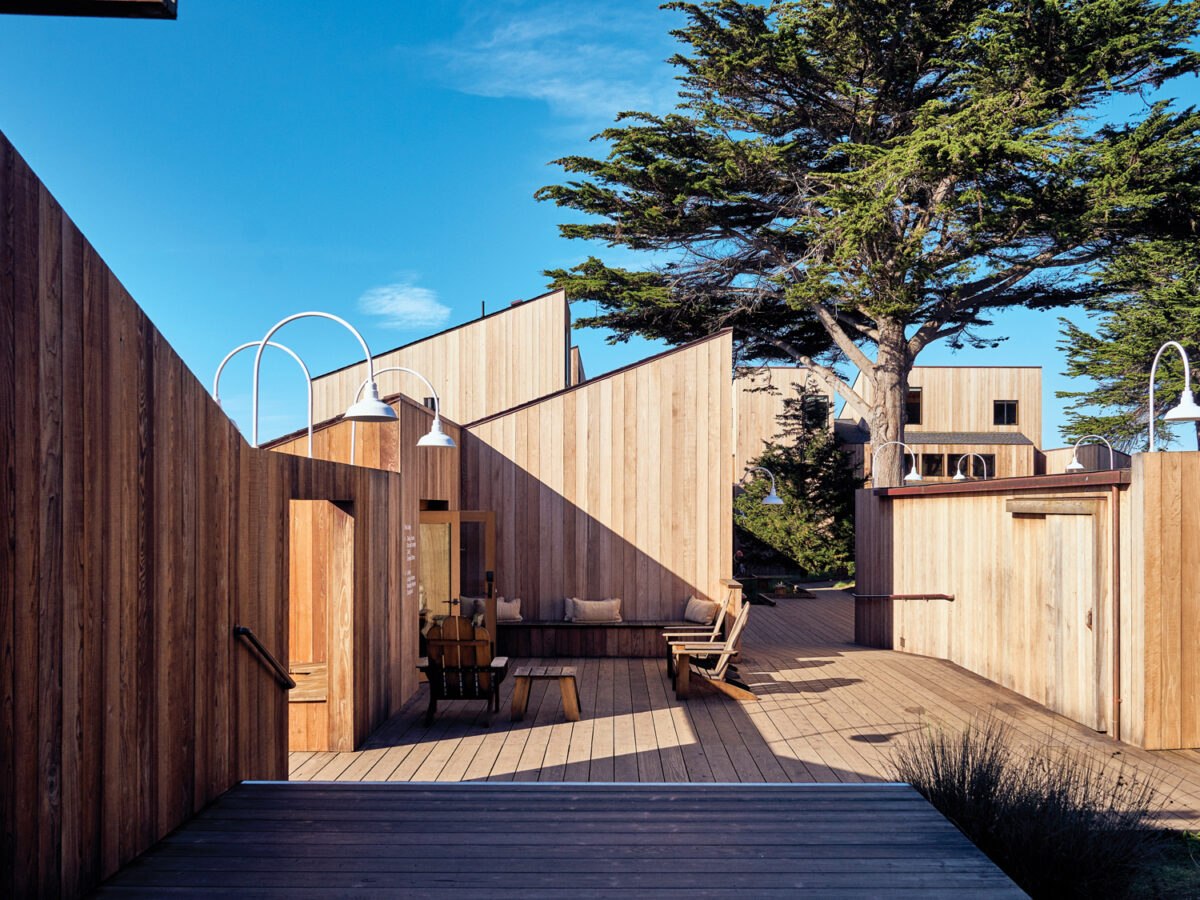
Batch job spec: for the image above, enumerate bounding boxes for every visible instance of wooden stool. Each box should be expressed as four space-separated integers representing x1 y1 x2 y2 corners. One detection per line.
510 665 580 722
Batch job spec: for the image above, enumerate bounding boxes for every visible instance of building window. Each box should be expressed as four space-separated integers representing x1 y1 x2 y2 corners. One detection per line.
423 397 437 411
951 454 996 477
993 400 1017 425
800 395 831 430
920 453 944 477
906 388 922 425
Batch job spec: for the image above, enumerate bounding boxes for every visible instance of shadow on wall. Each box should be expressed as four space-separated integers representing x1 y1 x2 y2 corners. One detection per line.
460 436 728 622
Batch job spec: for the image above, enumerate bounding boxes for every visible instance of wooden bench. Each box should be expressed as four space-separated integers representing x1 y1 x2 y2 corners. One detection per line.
497 621 691 658
510 665 581 722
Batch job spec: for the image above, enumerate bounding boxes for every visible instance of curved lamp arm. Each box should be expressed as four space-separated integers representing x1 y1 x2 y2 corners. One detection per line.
1149 340 1199 452
349 365 448 464
251 311 388 448
1067 434 1114 471
214 341 314 458
736 465 783 505
870 440 922 487
952 452 989 480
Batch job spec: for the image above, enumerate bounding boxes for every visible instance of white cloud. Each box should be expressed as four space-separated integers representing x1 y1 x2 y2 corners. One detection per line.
357 280 452 330
431 3 681 124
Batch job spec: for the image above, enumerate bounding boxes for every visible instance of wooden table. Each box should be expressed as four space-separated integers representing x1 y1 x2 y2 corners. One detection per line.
510 665 580 722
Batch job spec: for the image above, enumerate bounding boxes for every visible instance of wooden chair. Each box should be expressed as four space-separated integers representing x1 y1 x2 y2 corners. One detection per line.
662 592 734 678
418 616 509 727
671 603 753 701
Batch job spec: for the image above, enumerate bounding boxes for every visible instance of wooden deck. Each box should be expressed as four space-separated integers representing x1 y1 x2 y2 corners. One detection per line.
97 782 1023 896
292 589 1200 830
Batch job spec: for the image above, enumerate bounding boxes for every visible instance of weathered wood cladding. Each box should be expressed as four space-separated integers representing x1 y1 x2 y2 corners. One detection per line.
855 457 1200 750
0 132 416 897
851 366 1043 446
733 366 837 479
309 291 570 426
462 333 735 623
859 441 1036 482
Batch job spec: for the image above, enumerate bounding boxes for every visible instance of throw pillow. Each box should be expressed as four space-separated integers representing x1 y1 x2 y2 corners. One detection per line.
683 595 721 625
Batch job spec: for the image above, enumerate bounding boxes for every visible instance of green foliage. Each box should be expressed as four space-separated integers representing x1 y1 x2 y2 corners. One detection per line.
539 0 1200 481
734 390 858 575
1058 239 1200 451
894 715 1168 899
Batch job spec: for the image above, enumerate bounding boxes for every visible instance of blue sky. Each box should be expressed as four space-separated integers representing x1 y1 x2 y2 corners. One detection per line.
0 1 1193 447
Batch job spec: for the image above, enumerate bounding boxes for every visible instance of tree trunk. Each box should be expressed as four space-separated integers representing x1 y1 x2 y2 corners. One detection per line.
867 319 912 487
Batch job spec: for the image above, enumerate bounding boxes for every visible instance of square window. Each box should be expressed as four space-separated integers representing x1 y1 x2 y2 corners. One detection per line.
801 395 831 430
993 400 1017 426
906 388 922 426
921 454 944 477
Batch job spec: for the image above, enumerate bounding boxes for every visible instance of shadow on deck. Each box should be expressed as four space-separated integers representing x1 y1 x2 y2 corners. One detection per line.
291 588 1200 830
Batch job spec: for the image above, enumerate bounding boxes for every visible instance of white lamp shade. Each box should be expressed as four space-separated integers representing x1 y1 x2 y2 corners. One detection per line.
904 469 923 483
762 490 784 505
1065 455 1085 472
953 470 967 481
344 384 399 423
416 418 456 448
1164 389 1200 423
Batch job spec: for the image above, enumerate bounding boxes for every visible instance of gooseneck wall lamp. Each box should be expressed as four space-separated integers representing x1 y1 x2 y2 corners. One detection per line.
1065 434 1114 472
349 365 456 464
1148 340 1200 452
251 312 396 449
952 452 989 481
870 441 922 488
214 341 314 457
737 466 784 505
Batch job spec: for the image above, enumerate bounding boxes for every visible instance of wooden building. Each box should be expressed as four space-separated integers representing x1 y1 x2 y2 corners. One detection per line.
733 365 837 478
309 290 576 426
847 366 1044 481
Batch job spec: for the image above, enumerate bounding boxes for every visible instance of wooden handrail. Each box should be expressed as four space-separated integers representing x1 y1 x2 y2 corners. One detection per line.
852 593 955 602
234 625 296 689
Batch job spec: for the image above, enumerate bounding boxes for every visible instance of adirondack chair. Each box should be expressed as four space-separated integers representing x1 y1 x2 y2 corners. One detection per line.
418 616 509 727
662 591 734 678
670 603 753 701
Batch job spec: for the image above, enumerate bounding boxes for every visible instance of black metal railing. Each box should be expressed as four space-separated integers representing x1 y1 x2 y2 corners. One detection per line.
234 625 296 689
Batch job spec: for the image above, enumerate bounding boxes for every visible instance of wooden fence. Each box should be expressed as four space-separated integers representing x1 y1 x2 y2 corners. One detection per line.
855 457 1200 749
0 130 420 896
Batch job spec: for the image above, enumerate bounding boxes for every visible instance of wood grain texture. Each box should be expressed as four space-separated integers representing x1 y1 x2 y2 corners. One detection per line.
1041 444 1132 474
850 366 1043 447
461 333 735 624
0 130 418 898
308 290 569 426
734 366 837 479
857 454 1200 750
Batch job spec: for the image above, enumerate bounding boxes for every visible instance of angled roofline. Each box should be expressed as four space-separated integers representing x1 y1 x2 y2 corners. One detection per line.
260 391 462 449
314 287 567 380
463 330 734 429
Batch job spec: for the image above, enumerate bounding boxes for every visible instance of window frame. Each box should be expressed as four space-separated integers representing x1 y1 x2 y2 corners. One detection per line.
993 400 1018 426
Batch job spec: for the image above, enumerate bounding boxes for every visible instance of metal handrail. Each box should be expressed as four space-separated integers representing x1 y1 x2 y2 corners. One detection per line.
851 593 955 601
234 625 296 689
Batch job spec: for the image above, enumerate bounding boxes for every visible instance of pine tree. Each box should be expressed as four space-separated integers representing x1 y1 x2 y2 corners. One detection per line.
1058 240 1200 451
735 390 859 575
537 0 1200 484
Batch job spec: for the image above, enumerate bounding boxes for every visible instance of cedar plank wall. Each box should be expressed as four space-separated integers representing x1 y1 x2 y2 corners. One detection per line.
855 457 1200 750
309 290 570 425
1041 443 1132 473
461 332 735 622
733 366 837 479
0 132 414 897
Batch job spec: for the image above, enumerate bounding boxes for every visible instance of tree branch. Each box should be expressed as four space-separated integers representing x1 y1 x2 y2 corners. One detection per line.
741 325 873 421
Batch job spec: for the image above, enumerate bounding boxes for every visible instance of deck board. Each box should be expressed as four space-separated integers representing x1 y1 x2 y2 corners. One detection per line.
295 588 1200 829
97 782 1024 897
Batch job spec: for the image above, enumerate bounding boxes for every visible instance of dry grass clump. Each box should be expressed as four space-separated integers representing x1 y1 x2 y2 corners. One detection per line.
892 715 1169 899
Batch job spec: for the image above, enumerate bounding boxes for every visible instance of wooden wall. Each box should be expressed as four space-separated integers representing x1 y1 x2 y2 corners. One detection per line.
460 332 735 622
851 366 1043 447
310 290 570 426
1041 444 1132 474
856 459 1200 750
1129 452 1200 749
0 131 416 897
733 366 837 478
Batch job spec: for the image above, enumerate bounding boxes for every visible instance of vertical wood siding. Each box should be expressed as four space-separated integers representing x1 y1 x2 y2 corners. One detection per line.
0 132 418 897
309 291 570 426
460 333 735 622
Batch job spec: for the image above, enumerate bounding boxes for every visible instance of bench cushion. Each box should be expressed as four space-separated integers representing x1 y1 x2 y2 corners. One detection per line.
683 595 720 625
564 596 622 623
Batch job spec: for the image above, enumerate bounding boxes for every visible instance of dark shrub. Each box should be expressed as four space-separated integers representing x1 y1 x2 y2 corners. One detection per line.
893 715 1169 899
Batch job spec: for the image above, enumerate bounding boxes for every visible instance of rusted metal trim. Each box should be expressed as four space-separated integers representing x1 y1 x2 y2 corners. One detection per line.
852 593 954 601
